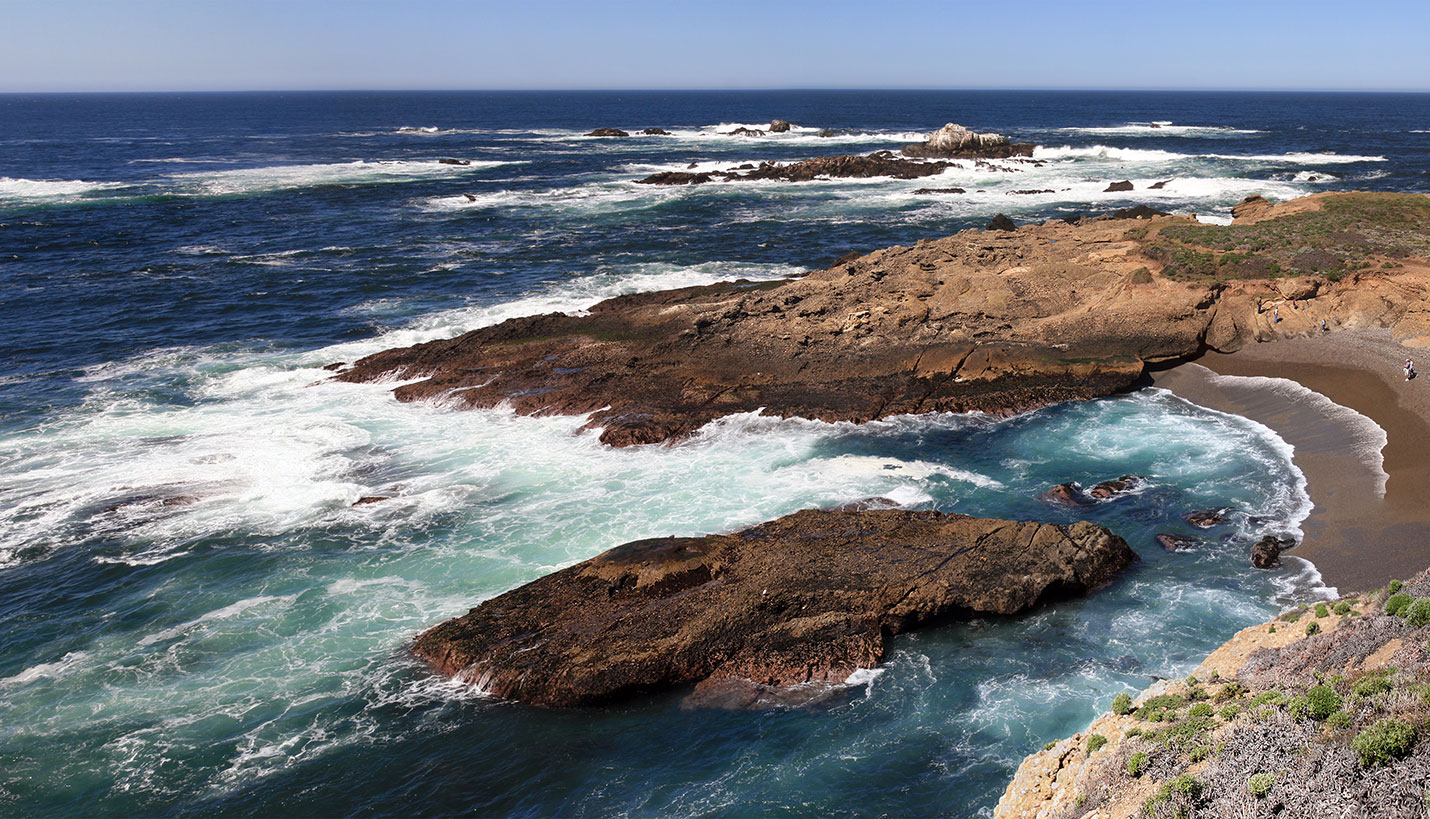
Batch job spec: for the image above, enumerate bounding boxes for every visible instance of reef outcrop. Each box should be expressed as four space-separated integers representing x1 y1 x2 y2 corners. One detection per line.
901 122 1035 159
637 152 952 185
412 508 1136 707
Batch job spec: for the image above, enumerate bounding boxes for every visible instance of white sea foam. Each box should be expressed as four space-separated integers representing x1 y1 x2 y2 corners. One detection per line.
167 160 513 197
0 175 129 204
1055 121 1264 137
0 651 90 687
1034 145 1386 164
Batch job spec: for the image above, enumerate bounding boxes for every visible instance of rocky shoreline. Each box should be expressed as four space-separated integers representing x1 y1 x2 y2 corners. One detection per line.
334 192 1430 448
412 508 1135 707
996 571 1430 818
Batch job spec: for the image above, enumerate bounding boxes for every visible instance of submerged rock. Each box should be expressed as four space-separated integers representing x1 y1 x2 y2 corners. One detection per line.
586 128 629 137
639 128 672 135
1088 475 1142 499
913 187 966 195
725 127 765 137
637 153 952 185
1156 533 1202 552
412 508 1136 707
1040 482 1090 506
437 158 470 166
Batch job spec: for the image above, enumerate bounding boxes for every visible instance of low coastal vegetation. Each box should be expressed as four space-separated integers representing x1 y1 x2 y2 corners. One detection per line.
1145 193 1430 282
996 569 1430 818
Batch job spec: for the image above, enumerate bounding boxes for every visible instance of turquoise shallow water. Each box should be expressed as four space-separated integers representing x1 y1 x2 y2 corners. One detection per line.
2 89 1410 815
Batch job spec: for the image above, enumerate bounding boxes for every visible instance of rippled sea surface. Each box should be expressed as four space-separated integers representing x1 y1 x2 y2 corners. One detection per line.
3 90 1423 816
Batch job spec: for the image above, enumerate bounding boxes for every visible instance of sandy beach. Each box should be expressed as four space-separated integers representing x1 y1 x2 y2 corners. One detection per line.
1152 328 1430 592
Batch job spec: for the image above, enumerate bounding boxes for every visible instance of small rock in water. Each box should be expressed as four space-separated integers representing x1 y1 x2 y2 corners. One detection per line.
437 158 470 166
768 119 794 133
585 128 629 137
1182 508 1230 528
913 187 966 195
1251 534 1297 569
1039 482 1089 506
1088 475 1142 500
1156 533 1201 552
639 128 671 135
1148 179 1172 190
322 361 347 371
352 496 390 506
1104 180 1135 192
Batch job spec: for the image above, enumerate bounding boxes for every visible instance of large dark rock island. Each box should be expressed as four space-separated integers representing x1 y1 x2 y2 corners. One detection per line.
413 508 1136 707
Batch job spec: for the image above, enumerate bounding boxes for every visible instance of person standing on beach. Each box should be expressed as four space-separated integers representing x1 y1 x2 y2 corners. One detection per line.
1407 359 1417 381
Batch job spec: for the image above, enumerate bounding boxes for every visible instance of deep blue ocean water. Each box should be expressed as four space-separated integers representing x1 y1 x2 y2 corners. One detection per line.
0 90 1425 816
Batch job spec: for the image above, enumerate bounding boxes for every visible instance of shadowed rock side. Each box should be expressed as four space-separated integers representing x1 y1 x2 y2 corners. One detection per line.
412 509 1136 708
337 192 1430 447
901 122 1035 159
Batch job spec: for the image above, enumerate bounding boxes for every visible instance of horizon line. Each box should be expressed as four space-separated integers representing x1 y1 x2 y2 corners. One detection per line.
4 86 1430 96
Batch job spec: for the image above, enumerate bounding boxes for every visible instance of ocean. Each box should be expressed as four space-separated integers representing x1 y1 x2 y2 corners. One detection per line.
1 90 1424 816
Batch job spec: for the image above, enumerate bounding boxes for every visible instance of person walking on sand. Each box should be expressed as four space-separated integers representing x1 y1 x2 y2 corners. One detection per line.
1406 359 1417 381
1273 306 1280 323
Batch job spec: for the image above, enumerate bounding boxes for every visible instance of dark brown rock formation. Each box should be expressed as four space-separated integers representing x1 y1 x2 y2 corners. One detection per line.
1088 475 1142 499
1156 533 1201 552
640 128 672 135
1251 534 1297 568
1183 508 1230 529
637 153 952 185
1104 180 1134 192
987 213 1017 231
586 128 629 137
901 123 1035 159
1040 483 1090 506
769 119 794 133
438 158 470 166
726 127 765 137
914 187 966 195
412 508 1136 707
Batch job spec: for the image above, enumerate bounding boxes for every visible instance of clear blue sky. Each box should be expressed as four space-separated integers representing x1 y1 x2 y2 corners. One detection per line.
3 0 1427 93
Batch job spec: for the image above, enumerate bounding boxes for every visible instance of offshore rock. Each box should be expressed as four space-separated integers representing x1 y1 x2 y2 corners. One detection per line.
914 187 966 195
637 153 952 185
726 127 765 137
1182 508 1230 528
1251 534 1297 568
902 122 1035 159
586 128 629 137
1104 180 1134 192
987 213 1017 231
412 509 1136 707
1156 533 1202 552
769 119 794 133
1088 475 1142 499
639 128 672 135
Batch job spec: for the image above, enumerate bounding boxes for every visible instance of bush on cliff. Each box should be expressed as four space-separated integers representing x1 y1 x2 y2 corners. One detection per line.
1306 685 1342 720
1127 751 1149 777
1248 772 1275 798
1087 734 1107 754
1406 598 1430 627
1111 692 1134 715
1386 593 1413 617
1352 718 1417 767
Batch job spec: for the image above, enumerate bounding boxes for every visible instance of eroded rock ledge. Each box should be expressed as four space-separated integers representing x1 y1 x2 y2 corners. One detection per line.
337 193 1430 447
413 508 1135 708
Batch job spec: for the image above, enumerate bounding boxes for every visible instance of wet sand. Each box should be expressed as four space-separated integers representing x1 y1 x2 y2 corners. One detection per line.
1150 329 1430 592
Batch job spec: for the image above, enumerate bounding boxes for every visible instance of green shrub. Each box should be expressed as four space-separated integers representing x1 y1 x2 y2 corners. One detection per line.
1143 774 1202 815
1208 670 1220 682
1387 593 1413 617
1306 621 1321 636
1186 685 1208 701
1188 743 1212 762
1390 580 1404 594
1280 608 1304 623
1306 685 1342 720
1088 734 1107 753
1134 694 1186 722
1188 702 1214 719
1269 624 1277 633
1219 704 1242 720
1248 772 1275 798
1215 681 1246 702
1326 710 1353 729
1314 603 1329 618
1352 672 1393 698
1043 740 1056 751
1251 691 1286 707
1286 695 1312 720
1353 718 1417 767
1128 751 1149 777
1406 598 1430 627
1112 692 1134 716
1126 727 1142 738
1333 601 1352 616
1184 675 1198 686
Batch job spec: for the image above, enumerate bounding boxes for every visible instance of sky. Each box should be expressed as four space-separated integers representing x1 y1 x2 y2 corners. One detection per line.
2 0 1428 93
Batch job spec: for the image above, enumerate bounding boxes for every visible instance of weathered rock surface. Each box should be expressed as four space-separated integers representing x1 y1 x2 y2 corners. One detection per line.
338 192 1430 447
1104 180 1134 192
914 187 966 195
585 128 629 137
412 508 1136 707
902 122 1035 159
1182 508 1230 529
986 213 1017 231
1088 475 1142 499
726 127 765 137
437 158 470 166
639 127 672 135
1251 534 1297 568
637 152 952 185
769 119 793 133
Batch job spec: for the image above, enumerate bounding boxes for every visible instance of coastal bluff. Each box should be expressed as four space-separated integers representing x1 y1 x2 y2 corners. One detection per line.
996 570 1430 818
336 192 1430 447
413 508 1135 708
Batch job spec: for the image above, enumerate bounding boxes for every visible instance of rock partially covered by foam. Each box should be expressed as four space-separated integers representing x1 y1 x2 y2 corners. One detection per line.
412 509 1136 707
903 122 1034 158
